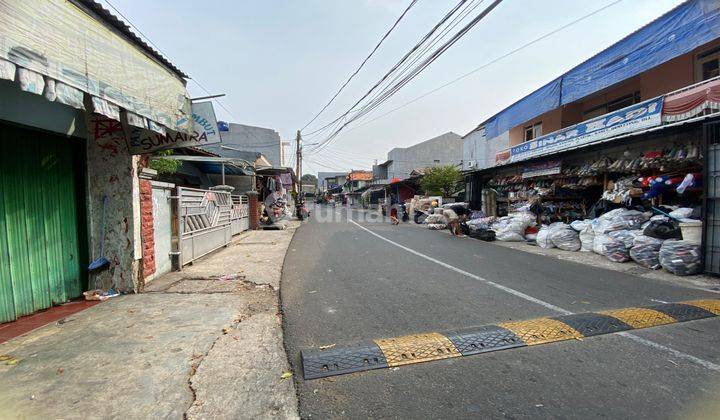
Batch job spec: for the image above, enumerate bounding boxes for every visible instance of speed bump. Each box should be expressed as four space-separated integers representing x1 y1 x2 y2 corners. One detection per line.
300 299 720 380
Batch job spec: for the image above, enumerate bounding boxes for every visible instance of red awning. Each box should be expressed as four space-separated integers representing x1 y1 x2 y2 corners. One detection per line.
663 79 720 122
390 177 402 183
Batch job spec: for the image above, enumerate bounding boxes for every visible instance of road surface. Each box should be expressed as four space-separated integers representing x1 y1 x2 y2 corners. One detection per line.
282 205 720 419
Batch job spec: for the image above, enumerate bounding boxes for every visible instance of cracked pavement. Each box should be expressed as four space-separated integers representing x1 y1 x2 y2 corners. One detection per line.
0 224 300 419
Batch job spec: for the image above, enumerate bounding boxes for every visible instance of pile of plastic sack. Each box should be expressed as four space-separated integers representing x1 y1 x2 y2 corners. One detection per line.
491 212 536 242
537 222 581 251
423 210 447 230
527 206 703 275
659 240 702 275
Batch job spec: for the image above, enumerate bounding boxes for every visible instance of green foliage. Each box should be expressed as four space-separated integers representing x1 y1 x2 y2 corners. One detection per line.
420 165 461 198
301 174 318 184
149 150 182 175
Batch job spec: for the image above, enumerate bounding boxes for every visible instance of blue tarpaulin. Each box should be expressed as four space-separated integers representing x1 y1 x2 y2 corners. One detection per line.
562 0 720 104
484 0 720 138
485 78 561 138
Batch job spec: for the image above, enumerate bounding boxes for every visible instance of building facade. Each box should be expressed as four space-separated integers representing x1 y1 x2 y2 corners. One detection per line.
463 0 720 275
205 122 283 167
374 132 463 181
0 0 199 321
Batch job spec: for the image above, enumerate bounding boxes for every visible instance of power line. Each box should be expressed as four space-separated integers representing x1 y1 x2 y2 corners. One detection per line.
101 0 239 121
305 0 484 144
309 0 503 154
301 0 420 132
303 0 470 138
324 0 625 140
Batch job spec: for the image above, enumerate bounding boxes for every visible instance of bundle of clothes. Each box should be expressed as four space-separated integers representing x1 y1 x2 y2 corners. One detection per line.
533 206 702 275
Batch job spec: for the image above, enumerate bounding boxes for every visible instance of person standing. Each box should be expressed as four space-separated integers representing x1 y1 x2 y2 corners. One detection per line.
389 206 400 225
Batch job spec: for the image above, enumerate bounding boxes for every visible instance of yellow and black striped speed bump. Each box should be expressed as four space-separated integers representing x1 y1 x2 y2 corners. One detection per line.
301 299 720 380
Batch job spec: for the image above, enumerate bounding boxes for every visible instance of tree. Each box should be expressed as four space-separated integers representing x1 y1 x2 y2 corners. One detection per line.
301 174 318 184
420 165 461 198
149 150 182 175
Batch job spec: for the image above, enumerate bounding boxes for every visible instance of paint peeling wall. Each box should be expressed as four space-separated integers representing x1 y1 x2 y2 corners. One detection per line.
86 114 141 292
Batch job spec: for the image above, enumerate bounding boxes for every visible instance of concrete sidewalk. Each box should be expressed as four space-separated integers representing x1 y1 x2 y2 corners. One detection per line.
0 222 301 419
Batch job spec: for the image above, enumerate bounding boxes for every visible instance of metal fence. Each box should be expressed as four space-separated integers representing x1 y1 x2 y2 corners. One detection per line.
231 194 250 235
176 187 233 267
704 120 720 275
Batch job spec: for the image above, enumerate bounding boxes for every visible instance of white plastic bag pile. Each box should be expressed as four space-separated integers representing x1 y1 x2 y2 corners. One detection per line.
579 225 594 252
549 223 581 251
423 213 447 226
491 212 536 242
592 209 650 235
467 216 496 232
535 222 580 251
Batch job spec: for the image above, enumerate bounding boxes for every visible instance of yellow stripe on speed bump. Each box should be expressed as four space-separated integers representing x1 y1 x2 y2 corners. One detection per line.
498 318 583 345
684 299 720 315
374 332 460 367
600 307 676 329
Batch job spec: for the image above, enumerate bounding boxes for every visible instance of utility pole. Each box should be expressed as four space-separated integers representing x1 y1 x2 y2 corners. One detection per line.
295 130 304 220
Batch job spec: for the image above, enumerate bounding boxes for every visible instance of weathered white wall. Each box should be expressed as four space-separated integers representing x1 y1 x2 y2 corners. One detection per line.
86 114 140 292
386 132 463 179
463 128 510 170
150 182 174 281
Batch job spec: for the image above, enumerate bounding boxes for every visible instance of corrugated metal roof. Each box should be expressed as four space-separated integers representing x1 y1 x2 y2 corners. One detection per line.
75 0 188 79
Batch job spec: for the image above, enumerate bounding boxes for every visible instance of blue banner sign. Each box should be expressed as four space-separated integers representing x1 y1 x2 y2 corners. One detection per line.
510 97 663 163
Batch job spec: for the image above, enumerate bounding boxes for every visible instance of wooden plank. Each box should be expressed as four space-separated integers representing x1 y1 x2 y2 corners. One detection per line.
0 125 17 322
23 132 51 311
40 137 67 305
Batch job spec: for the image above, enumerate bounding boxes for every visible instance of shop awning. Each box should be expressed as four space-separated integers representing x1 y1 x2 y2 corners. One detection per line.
157 155 255 176
663 77 720 122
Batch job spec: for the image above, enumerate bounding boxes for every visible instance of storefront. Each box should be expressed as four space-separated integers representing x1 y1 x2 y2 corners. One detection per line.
481 122 703 222
0 0 197 321
465 83 720 276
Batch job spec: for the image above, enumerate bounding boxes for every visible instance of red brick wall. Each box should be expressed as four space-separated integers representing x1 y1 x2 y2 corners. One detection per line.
248 192 260 230
139 180 156 278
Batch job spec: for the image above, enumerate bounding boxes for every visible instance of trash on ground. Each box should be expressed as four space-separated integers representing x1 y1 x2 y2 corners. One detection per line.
83 288 120 301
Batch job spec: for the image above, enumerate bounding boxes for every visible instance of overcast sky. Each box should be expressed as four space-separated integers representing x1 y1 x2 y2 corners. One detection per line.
105 0 684 176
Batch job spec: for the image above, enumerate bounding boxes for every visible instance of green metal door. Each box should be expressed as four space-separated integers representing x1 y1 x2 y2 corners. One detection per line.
0 124 83 323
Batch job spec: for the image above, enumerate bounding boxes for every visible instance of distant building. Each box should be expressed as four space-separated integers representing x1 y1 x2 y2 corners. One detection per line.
204 122 283 167
373 132 463 181
317 171 347 191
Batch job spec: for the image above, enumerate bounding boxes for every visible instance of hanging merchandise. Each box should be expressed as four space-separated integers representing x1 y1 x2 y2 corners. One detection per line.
629 235 665 269
605 238 631 262
659 240 702 276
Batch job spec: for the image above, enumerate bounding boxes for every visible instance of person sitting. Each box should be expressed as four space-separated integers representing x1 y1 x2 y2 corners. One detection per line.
444 204 470 236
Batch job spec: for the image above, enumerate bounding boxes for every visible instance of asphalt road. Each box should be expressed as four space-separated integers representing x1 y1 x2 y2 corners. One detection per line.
282 205 720 419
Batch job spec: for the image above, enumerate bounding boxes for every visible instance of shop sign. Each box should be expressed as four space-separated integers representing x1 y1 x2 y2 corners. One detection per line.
495 148 511 165
510 97 663 163
126 101 221 155
522 160 561 179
